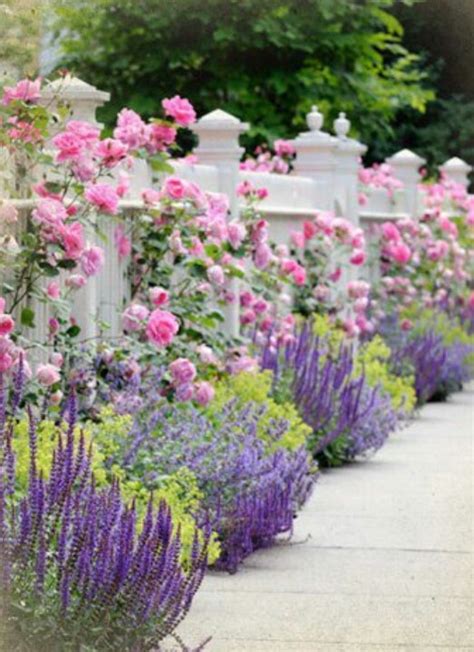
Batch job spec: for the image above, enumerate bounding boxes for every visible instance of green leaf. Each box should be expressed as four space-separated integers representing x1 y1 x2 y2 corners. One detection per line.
20 307 36 328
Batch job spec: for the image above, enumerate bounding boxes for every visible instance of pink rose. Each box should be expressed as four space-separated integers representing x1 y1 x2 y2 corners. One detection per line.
85 184 119 215
147 123 177 153
149 287 169 307
32 199 67 227
292 264 306 286
114 225 131 260
197 344 218 365
146 309 179 347
81 246 105 277
162 95 196 126
227 221 246 249
194 381 215 406
46 281 61 300
253 298 268 314
381 222 401 242
350 249 366 266
303 220 317 240
169 358 197 385
389 242 411 264
114 108 148 149
175 383 194 402
52 131 84 163
65 274 87 290
66 120 101 143
0 314 15 336
207 265 225 286
162 176 187 200
0 352 13 373
61 222 85 259
254 243 272 270
95 138 128 167
122 303 149 332
2 78 41 105
291 231 305 248
50 352 64 368
241 309 257 325
36 363 60 387
274 139 295 157
142 188 161 205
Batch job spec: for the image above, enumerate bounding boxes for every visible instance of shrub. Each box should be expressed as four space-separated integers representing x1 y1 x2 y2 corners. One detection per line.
0 381 208 651
118 401 316 573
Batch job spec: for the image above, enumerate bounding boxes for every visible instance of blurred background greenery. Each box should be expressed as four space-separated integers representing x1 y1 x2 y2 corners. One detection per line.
1 0 472 169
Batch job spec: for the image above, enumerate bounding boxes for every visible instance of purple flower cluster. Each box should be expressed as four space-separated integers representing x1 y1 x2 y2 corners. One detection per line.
0 376 208 651
261 323 397 465
122 402 316 573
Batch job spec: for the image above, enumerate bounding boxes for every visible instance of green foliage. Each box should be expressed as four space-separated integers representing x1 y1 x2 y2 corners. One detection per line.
355 336 416 413
49 0 433 148
210 371 311 452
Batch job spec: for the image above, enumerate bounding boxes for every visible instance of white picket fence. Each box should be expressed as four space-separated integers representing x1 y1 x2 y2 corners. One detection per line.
1 76 472 347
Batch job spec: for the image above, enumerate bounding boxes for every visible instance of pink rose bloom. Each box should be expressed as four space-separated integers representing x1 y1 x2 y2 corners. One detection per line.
146 123 177 153
342 318 360 338
400 319 413 331
274 139 295 157
240 291 254 307
281 258 297 274
48 318 60 335
61 221 85 259
33 199 67 227
227 355 258 375
0 313 15 336
350 249 366 266
66 120 100 143
358 192 368 206
142 188 161 205
197 344 218 366
149 286 169 307
241 308 257 325
253 298 268 314
71 156 97 182
303 220 317 240
146 309 179 347
85 183 119 215
81 246 105 277
2 78 41 105
353 297 369 314
237 180 254 197
162 176 188 200
292 264 306 286
116 171 130 198
95 138 128 167
169 358 197 385
207 264 225 286
189 236 204 257
313 285 330 301
257 188 269 200
347 280 370 299
36 363 60 387
228 221 246 249
291 231 305 248
389 242 411 264
194 381 215 406
114 108 148 149
254 243 272 270
0 352 13 373
175 383 194 402
162 95 196 126
52 131 84 163
381 222 401 242
329 267 342 282
65 274 87 290
122 303 149 332
46 281 61 300
351 229 365 249
114 225 131 260
275 244 289 258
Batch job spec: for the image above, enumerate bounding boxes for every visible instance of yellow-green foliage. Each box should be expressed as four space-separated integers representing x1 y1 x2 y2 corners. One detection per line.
312 314 345 353
13 411 220 564
210 371 311 452
355 336 416 413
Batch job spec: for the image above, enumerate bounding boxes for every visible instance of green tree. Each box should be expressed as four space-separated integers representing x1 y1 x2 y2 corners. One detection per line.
49 0 433 149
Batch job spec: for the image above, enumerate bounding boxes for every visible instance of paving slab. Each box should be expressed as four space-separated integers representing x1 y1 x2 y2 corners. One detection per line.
178 386 474 651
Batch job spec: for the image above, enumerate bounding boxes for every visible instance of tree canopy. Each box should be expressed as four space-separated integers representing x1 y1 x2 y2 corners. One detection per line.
49 0 433 151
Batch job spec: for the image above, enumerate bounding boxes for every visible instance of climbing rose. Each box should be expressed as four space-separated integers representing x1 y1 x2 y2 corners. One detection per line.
146 309 179 347
149 287 169 307
0 314 15 336
389 242 411 264
36 363 60 387
207 265 225 286
194 381 215 406
169 358 197 385
350 249 366 266
113 108 148 149
61 222 85 259
162 95 196 126
85 184 119 215
52 132 84 163
2 78 41 105
95 138 128 167
46 281 61 300
32 199 67 227
81 246 105 277
122 303 149 332
162 177 187 200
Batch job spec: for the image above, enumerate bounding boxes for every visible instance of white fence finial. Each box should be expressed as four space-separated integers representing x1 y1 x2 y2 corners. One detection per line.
439 156 472 188
41 75 110 126
333 112 350 139
386 148 425 217
292 104 337 210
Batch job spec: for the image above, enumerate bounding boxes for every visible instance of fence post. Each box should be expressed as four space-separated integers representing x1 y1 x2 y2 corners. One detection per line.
193 109 249 337
292 105 338 211
332 112 367 227
439 157 472 188
41 76 112 341
385 149 425 218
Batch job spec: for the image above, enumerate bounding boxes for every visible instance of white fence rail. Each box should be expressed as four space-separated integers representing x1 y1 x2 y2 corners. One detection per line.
1 76 472 345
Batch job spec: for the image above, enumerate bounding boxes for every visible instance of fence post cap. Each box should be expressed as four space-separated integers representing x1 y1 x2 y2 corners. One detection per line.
440 156 472 173
333 111 350 138
386 148 426 167
194 108 249 133
41 74 110 103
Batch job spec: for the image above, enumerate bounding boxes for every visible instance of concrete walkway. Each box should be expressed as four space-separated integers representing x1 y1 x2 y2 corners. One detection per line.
179 386 473 651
